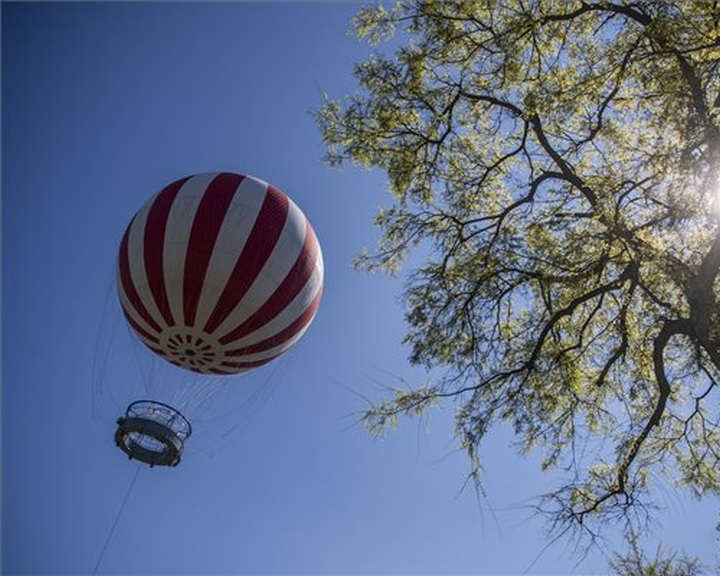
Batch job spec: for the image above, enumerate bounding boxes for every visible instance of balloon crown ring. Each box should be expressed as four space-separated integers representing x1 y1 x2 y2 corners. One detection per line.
115 400 192 467
159 328 222 371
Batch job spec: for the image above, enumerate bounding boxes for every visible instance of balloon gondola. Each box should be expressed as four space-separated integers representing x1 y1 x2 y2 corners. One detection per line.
115 400 191 467
113 172 323 467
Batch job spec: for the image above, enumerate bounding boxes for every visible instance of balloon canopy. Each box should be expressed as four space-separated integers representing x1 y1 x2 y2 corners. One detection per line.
117 172 324 375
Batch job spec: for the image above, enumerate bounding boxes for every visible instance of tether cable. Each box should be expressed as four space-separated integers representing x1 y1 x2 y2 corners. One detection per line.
92 463 142 575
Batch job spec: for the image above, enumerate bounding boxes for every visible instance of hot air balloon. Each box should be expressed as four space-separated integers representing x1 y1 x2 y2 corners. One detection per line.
113 172 323 467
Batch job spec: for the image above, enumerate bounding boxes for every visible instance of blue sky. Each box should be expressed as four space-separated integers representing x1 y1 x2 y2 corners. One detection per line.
3 2 718 574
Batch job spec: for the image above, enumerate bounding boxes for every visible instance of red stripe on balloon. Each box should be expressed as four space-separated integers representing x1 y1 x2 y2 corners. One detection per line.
224 287 322 356
143 177 190 327
183 173 243 327
121 305 161 344
208 367 236 375
218 221 319 346
203 185 290 335
118 221 163 335
219 355 282 370
146 344 168 357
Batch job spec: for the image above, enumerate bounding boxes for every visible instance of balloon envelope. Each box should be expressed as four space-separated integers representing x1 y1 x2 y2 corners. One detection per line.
117 172 323 374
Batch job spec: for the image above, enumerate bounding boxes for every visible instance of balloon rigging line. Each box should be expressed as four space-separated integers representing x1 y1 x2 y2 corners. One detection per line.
217 355 289 439
91 273 123 417
92 464 142 576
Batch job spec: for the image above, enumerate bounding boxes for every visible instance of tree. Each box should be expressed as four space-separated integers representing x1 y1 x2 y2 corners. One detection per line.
316 0 720 547
611 532 705 576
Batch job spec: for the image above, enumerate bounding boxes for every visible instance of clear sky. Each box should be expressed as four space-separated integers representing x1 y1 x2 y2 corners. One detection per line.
3 2 718 575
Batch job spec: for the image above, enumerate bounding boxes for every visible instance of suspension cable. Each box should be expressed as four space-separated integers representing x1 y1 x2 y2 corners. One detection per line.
92 463 142 575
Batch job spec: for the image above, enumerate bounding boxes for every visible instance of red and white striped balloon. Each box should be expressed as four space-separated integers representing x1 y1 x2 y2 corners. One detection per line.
117 172 323 375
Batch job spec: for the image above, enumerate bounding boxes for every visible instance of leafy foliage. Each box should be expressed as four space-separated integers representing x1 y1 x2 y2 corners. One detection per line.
317 0 720 544
611 532 706 576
